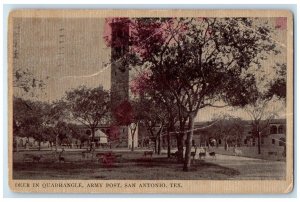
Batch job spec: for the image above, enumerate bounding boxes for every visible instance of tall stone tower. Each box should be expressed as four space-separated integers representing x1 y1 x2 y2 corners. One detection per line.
110 18 131 147
111 18 129 109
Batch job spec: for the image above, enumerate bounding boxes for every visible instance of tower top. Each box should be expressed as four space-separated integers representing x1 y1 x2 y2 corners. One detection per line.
110 18 130 49
110 17 130 111
110 18 130 24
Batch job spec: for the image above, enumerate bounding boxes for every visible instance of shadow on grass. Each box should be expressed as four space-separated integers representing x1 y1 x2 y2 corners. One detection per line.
13 156 240 180
131 157 240 175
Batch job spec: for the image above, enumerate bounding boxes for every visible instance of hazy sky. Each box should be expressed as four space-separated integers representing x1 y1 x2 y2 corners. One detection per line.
14 17 111 102
13 17 287 121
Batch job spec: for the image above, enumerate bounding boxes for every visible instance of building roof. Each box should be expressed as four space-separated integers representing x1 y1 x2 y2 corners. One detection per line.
90 130 107 138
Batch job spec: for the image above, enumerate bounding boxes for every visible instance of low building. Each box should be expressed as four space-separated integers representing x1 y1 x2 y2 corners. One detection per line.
239 119 286 148
157 119 286 153
13 136 50 150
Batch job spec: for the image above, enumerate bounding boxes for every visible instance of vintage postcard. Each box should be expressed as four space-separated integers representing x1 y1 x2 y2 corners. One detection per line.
8 9 293 193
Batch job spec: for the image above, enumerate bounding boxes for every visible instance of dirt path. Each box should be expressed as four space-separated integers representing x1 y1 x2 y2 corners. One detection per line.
203 154 286 180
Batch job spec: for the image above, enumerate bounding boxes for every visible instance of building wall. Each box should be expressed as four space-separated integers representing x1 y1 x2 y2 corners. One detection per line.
159 119 287 152
239 120 286 151
14 136 50 149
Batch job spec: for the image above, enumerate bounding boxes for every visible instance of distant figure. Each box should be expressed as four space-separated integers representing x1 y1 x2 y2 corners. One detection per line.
25 141 29 150
199 147 206 159
191 145 198 161
193 145 198 153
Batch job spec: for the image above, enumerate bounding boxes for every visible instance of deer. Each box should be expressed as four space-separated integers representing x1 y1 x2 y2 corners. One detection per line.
58 155 65 163
233 148 243 156
82 148 95 160
23 154 43 163
58 148 65 163
199 152 206 159
199 147 206 160
96 152 105 158
144 151 154 158
170 151 179 159
81 151 87 159
208 152 216 160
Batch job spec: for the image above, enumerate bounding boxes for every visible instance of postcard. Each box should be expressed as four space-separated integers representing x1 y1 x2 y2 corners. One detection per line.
8 9 293 193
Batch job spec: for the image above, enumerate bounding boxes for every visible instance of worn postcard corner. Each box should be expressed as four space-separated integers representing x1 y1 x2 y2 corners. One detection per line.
8 9 293 194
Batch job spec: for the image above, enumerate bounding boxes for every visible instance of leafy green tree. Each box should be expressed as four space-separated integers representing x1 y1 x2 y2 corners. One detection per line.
243 97 281 154
64 86 110 149
13 68 45 98
13 98 52 150
210 115 244 150
121 17 279 171
266 63 287 99
139 98 168 154
130 71 182 159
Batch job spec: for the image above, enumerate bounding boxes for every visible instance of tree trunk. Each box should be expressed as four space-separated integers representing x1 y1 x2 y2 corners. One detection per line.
154 137 158 154
157 127 163 155
257 131 261 155
38 140 41 151
131 133 135 152
167 130 171 158
176 121 186 162
130 124 137 152
90 128 95 150
55 135 59 151
176 134 184 162
15 137 19 152
224 138 228 151
183 114 195 172
157 136 161 155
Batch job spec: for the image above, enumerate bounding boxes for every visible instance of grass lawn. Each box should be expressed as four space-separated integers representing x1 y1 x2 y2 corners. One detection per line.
12 149 285 180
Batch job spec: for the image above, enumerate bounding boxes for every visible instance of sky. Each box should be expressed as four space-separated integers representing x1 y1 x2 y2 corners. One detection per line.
13 17 111 102
12 17 287 122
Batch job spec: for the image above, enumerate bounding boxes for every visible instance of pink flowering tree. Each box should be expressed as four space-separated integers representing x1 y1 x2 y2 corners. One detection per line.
112 99 144 151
